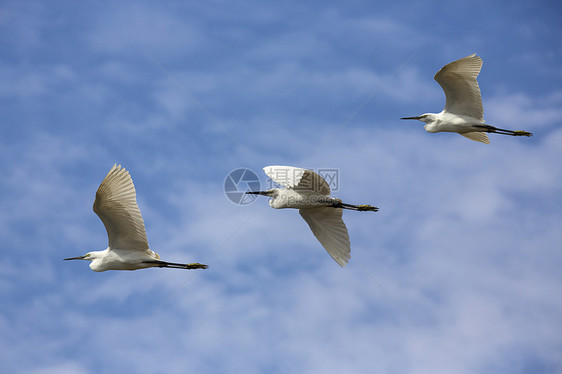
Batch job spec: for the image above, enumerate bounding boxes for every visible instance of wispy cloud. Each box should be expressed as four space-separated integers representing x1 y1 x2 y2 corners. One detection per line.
1 0 561 373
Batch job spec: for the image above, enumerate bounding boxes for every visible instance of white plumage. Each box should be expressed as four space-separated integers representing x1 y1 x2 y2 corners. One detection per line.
435 53 484 120
93 164 150 252
401 54 532 143
65 164 208 272
299 207 351 267
248 165 378 267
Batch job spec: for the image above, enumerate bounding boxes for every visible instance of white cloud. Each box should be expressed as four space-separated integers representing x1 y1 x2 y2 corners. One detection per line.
1 1 561 373
0 64 77 98
88 4 205 55
25 362 89 374
486 91 562 129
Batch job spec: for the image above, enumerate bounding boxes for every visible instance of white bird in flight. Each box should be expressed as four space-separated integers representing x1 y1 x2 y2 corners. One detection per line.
65 164 208 272
401 53 532 143
246 166 378 267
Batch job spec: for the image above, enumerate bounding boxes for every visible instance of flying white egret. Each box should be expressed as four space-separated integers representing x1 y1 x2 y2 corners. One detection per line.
401 53 532 143
64 164 208 272
246 165 378 267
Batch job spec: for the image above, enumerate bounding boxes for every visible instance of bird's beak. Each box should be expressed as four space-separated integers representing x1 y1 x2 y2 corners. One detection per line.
400 116 422 120
245 191 270 196
64 255 87 261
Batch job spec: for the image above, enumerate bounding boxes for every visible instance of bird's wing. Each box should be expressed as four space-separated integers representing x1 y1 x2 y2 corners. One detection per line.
264 165 331 195
299 207 350 267
460 132 490 144
434 54 484 119
93 164 150 251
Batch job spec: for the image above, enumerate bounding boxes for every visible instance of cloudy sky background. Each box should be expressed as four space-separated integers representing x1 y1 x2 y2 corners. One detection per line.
1 0 561 373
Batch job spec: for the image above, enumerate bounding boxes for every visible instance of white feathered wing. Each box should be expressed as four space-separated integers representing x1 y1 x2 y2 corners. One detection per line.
93 164 154 255
299 207 351 267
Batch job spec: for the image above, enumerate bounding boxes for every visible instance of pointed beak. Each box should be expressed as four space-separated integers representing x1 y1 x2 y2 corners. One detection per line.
64 255 86 261
400 116 422 120
245 191 270 196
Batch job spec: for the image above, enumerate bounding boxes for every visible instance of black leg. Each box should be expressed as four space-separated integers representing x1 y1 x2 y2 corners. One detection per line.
335 202 379 212
473 125 532 137
142 260 208 269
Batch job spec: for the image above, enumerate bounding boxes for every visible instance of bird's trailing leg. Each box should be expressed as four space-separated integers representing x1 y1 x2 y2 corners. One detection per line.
335 202 379 212
474 125 532 137
142 260 208 269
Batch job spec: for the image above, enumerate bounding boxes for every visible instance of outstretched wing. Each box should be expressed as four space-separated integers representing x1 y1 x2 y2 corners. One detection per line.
434 54 484 119
460 132 490 144
299 207 350 267
93 164 150 251
264 165 331 196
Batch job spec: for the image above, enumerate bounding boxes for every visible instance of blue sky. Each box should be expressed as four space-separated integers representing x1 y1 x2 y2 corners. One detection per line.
1 0 561 373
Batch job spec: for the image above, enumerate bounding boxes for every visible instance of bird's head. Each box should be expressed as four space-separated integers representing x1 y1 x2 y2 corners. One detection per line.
400 113 435 123
65 251 106 271
246 189 280 208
